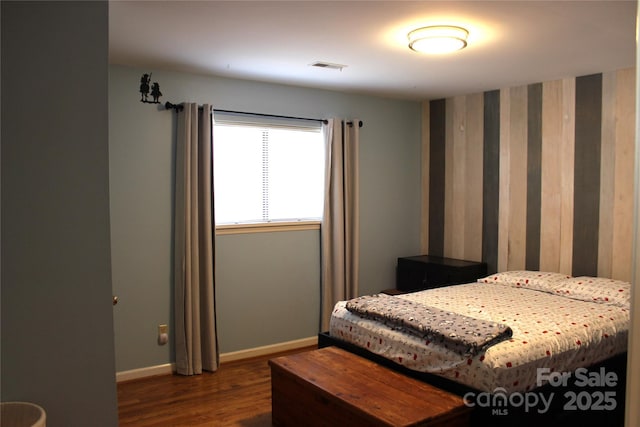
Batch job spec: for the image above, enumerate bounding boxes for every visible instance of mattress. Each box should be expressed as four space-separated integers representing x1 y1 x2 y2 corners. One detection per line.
329 272 630 393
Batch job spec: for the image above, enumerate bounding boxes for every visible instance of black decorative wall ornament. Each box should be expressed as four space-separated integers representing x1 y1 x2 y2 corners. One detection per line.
140 73 162 104
151 82 162 103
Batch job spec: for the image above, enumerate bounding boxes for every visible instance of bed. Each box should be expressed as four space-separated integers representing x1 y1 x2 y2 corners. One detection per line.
321 271 630 425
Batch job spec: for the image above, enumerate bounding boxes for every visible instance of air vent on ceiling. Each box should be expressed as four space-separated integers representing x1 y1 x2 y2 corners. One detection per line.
310 61 347 71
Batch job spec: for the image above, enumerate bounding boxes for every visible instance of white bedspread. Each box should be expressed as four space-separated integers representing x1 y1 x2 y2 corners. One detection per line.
329 275 629 393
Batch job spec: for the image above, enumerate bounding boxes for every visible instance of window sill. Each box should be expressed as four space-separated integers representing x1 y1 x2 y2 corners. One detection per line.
215 221 321 235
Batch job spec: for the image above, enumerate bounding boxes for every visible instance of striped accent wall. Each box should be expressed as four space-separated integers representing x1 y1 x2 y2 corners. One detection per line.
421 68 635 281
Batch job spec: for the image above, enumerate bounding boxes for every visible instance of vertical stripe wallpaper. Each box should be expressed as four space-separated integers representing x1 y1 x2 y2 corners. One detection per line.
428 99 446 257
463 93 485 263
482 91 500 274
573 74 603 276
525 83 542 270
422 67 636 281
599 68 636 281
542 77 576 275
500 85 529 272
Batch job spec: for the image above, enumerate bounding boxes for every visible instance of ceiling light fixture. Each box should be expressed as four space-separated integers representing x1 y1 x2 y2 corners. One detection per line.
408 25 469 54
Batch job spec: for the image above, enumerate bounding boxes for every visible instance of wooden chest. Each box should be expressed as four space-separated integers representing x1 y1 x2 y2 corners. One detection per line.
269 346 471 427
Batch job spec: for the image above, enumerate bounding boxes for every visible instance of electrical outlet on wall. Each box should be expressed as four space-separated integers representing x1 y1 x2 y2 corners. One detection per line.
158 324 168 345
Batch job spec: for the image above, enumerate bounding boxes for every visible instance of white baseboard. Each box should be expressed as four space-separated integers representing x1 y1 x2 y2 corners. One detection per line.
219 336 318 363
116 363 175 383
116 336 318 383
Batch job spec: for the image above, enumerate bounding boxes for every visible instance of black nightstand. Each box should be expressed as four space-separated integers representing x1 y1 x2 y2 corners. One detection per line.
396 255 487 293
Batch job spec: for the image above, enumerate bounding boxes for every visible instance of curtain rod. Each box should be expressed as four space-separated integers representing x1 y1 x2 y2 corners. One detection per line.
163 101 363 128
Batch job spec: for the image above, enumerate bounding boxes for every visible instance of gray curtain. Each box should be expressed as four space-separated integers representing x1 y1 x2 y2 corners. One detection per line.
174 103 218 375
320 118 360 331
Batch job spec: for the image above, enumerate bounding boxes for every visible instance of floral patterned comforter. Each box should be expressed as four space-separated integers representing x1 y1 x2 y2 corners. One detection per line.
330 272 630 393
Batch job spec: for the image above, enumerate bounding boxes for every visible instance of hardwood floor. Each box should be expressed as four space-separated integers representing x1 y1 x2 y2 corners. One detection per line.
117 346 316 427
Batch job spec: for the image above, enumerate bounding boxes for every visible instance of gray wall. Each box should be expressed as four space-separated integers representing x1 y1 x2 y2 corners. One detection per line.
109 64 422 371
1 2 118 426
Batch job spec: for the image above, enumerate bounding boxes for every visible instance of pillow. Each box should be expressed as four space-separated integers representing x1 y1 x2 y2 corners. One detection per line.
552 276 631 308
478 270 572 293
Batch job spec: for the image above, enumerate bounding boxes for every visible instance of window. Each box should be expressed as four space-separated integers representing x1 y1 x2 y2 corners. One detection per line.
213 115 324 228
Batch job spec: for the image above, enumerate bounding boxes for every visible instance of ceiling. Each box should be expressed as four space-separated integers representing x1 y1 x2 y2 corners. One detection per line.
109 1 637 101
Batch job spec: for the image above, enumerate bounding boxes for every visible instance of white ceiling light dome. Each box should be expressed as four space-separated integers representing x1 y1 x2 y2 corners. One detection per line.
408 25 469 54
